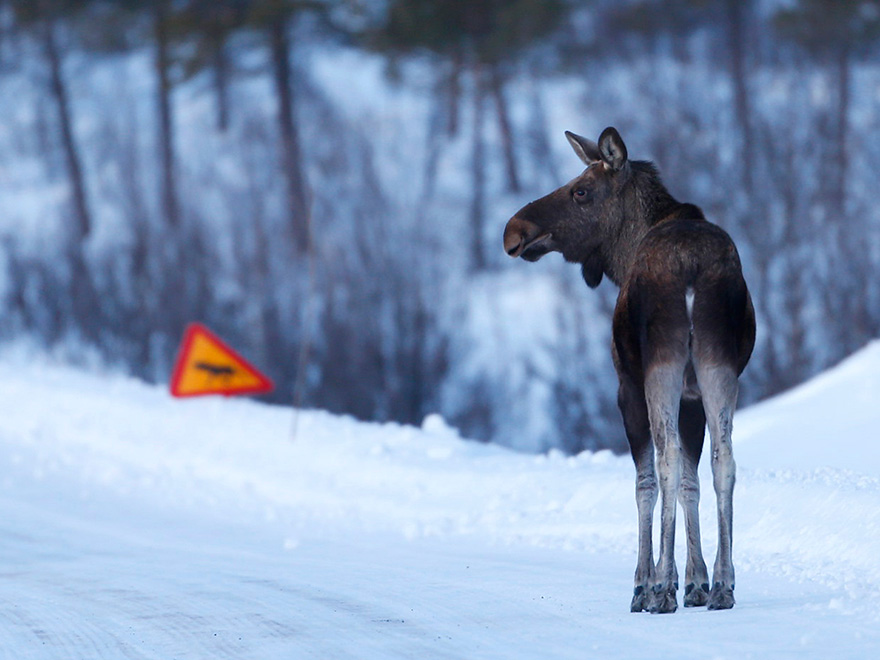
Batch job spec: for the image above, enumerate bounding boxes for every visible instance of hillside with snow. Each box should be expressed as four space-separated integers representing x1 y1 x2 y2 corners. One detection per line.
1 341 879 658
5 1 880 458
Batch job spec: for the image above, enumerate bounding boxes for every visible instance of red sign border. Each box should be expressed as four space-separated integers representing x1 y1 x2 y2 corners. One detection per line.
170 322 274 398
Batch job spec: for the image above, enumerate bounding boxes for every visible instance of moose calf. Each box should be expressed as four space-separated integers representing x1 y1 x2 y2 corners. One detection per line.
504 127 755 613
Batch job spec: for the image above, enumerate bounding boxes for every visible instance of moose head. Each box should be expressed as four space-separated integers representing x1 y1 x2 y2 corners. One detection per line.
503 127 634 288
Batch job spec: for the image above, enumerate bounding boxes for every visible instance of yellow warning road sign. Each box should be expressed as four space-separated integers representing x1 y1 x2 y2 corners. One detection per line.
170 323 274 397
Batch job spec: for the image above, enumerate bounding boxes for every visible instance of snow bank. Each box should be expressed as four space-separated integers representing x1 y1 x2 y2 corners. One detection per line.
2 340 880 608
2 341 880 657
735 339 880 475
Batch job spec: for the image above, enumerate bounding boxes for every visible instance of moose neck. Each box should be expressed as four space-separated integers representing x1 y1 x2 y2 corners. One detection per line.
600 162 680 287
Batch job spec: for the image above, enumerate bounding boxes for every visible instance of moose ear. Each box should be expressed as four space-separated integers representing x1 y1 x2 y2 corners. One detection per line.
598 127 628 171
581 252 605 289
565 130 601 166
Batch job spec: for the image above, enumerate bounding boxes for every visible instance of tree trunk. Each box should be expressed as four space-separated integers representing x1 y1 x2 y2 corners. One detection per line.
43 16 90 241
42 14 100 339
446 47 464 137
421 75 446 204
269 17 310 254
725 0 754 196
151 0 192 354
469 65 487 272
526 79 558 188
154 0 181 230
488 65 520 193
832 44 850 217
213 40 231 132
831 44 872 346
397 293 427 425
254 212 285 371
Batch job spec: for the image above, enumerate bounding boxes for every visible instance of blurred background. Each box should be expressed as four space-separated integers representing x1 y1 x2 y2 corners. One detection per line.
0 0 878 454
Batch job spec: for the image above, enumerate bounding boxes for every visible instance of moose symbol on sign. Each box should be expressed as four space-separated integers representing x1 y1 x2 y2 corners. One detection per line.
193 361 237 380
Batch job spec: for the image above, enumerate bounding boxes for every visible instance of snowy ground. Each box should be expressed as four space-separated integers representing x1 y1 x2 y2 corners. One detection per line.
2 342 880 659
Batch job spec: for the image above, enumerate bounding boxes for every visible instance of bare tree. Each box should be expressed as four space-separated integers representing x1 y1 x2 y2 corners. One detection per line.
152 0 181 232
10 0 99 337
367 0 568 270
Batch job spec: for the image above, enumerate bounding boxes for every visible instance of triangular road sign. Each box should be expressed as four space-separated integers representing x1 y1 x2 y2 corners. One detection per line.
170 323 274 398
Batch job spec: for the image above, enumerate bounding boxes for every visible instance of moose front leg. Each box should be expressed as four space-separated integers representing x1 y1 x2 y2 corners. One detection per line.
618 378 656 613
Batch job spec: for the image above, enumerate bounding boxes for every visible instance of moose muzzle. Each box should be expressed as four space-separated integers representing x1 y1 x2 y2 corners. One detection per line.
503 216 554 261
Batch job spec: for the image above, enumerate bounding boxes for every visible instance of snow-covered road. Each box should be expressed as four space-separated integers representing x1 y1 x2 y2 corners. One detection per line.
2 343 880 658
3 505 877 659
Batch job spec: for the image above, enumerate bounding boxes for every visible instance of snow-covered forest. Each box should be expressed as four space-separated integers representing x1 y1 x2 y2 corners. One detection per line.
1 0 879 453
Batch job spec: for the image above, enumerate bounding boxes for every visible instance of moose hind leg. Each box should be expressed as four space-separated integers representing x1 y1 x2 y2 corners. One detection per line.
697 363 739 611
678 398 710 607
645 363 685 614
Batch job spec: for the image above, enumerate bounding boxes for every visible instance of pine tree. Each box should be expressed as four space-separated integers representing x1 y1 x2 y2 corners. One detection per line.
245 0 339 255
775 0 880 216
368 0 568 271
9 0 101 339
171 0 248 132
775 0 880 353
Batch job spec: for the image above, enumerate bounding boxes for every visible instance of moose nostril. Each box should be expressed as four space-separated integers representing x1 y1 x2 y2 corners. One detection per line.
506 239 524 257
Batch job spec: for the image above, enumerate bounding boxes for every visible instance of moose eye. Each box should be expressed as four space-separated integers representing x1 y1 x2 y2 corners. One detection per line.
574 188 588 201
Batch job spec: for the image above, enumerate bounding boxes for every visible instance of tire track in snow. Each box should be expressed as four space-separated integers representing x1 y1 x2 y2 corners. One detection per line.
0 593 152 660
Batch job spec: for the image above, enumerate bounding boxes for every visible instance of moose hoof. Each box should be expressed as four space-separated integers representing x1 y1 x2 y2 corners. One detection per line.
649 584 678 614
707 582 735 610
683 582 710 608
631 585 649 613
